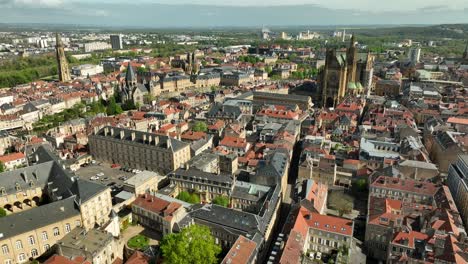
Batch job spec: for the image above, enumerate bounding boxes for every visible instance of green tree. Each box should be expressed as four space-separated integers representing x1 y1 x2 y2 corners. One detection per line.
0 207 6 217
212 196 229 207
192 121 208 132
176 191 200 204
328 192 354 217
107 96 123 116
161 224 221 264
0 161 4 173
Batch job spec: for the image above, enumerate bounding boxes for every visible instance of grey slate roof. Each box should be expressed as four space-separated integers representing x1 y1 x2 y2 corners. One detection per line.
0 196 80 240
171 168 233 185
93 126 189 153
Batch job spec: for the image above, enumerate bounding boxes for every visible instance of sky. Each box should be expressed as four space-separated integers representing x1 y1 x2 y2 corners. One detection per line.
0 0 468 27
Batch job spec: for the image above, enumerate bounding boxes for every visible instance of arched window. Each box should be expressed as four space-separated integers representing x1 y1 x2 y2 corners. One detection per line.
15 240 22 250
65 224 71 233
31 249 38 257
1 244 9 255
27 236 35 245
44 244 50 251
18 253 26 263
53 227 60 236
41 231 48 241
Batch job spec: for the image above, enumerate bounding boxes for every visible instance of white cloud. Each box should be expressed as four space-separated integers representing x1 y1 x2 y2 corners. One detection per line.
4 0 65 8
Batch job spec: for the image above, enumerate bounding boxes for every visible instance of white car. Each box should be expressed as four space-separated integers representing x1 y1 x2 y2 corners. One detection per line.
316 252 322 260
309 252 315 259
90 176 99 181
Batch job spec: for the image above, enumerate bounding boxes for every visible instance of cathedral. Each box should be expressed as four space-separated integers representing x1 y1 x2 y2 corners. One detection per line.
55 33 71 82
120 62 158 106
319 35 375 107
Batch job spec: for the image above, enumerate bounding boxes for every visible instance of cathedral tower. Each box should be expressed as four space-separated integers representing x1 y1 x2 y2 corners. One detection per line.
463 40 468 63
55 33 71 82
346 34 358 83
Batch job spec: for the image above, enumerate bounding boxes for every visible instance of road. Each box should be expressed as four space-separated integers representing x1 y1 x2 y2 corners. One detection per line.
263 141 302 263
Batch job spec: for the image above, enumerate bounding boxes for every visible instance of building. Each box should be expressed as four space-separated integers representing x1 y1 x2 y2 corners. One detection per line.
0 147 112 264
57 228 117 264
169 167 234 203
319 35 374 107
89 126 191 173
83 42 111 53
132 193 188 236
55 33 71 82
110 34 123 50
221 235 258 264
71 64 104 77
408 47 421 64
278 206 354 264
0 152 26 171
252 91 312 111
220 71 253 86
374 79 401 97
447 155 468 227
123 170 165 196
231 181 271 214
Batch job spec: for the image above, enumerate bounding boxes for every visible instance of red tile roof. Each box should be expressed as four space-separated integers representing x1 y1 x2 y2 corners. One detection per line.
221 235 257 264
391 231 429 249
125 251 150 264
220 136 248 148
44 255 91 264
0 152 25 163
447 117 468 126
132 194 182 222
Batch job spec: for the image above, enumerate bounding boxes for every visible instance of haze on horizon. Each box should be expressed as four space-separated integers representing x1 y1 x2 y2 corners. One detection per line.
1 0 468 28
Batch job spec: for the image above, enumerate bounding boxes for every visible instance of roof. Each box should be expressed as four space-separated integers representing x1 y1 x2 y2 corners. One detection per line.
132 194 183 222
447 117 468 126
295 207 353 237
0 152 25 163
92 126 189 153
371 176 439 196
44 255 91 264
391 231 429 249
231 181 271 203
124 170 162 187
221 235 258 264
171 167 233 185
58 227 114 255
0 196 80 240
125 251 150 264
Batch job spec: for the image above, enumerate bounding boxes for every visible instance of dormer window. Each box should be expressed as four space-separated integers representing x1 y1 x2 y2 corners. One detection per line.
15 183 21 191
0 187 6 195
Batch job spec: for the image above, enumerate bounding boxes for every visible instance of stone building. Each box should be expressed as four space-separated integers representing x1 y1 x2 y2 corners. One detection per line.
319 35 374 107
55 33 71 82
89 126 191 173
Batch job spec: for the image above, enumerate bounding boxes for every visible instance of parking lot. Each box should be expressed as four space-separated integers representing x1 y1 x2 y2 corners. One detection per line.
75 162 135 192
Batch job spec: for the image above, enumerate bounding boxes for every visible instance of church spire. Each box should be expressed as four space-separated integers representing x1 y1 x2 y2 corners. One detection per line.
125 61 136 86
350 34 356 48
55 32 71 82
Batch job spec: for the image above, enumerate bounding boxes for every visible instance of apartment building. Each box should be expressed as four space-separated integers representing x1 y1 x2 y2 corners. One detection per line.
169 167 235 203
89 126 191 173
132 193 188 236
447 155 468 227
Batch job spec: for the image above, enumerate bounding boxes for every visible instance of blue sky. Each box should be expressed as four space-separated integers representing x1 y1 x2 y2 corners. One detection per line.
1 0 467 27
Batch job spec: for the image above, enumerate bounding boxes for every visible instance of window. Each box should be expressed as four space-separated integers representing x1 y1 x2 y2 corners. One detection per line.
31 249 38 257
15 240 22 250
65 224 71 233
53 227 60 236
44 244 50 251
28 236 35 245
18 253 26 263
1 244 8 255
75 220 81 227
5 259 12 264
41 231 48 241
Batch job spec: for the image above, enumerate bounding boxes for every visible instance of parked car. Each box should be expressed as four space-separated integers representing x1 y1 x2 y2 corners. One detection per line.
107 182 117 187
97 172 105 177
101 177 110 181
90 176 99 181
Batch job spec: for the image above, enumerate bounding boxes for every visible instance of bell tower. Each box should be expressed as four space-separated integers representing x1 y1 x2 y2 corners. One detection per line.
55 33 71 82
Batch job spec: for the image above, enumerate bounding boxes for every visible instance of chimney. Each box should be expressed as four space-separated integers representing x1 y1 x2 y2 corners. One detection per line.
186 163 190 170
120 130 125 139
21 172 27 183
93 126 99 135
110 128 114 136
131 132 136 141
167 138 171 149
104 127 109 136
148 135 153 145
143 134 147 143
154 136 159 146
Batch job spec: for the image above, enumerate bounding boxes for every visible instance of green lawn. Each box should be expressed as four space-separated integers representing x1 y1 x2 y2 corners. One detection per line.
127 234 149 250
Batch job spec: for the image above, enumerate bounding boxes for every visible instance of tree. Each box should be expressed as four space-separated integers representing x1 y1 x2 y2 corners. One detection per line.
0 207 6 217
107 96 123 116
176 191 200 204
352 178 368 193
161 224 221 264
328 192 354 217
0 161 4 173
212 196 229 207
192 121 208 132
